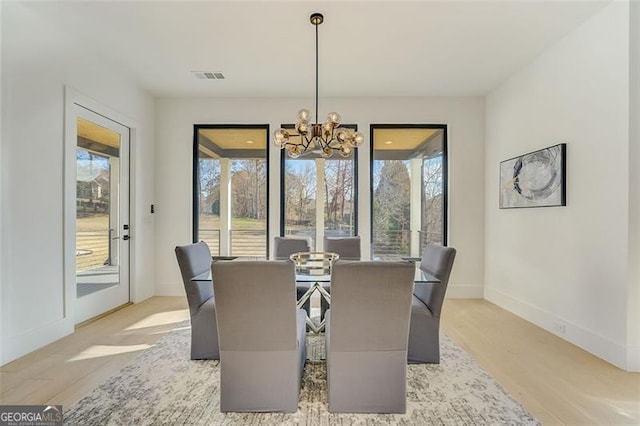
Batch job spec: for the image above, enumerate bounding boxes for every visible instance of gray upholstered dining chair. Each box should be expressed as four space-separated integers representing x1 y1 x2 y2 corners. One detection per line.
325 261 415 413
212 260 306 412
274 236 310 259
274 236 313 316
174 241 219 360
408 244 456 363
323 236 361 260
321 236 361 321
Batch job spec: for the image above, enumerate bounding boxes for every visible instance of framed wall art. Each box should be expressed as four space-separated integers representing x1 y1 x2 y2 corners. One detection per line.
499 143 566 209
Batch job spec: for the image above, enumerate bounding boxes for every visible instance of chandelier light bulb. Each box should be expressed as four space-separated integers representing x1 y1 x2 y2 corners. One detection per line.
296 121 309 135
274 128 289 147
335 129 348 143
327 112 341 125
340 146 352 157
288 145 301 158
298 109 311 121
320 146 333 158
350 132 365 147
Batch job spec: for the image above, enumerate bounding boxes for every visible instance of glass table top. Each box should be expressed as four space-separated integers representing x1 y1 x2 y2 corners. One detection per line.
190 259 439 284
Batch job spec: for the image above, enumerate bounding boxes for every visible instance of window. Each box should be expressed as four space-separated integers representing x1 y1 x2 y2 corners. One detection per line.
370 125 447 260
193 125 269 257
280 125 358 249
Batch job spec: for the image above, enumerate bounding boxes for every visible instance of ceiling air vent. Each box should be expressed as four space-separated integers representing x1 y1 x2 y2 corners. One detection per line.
192 71 225 80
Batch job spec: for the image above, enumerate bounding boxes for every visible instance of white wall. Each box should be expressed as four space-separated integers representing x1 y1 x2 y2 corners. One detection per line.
485 2 634 370
627 0 640 372
0 3 156 365
0 0 4 364
155 97 485 298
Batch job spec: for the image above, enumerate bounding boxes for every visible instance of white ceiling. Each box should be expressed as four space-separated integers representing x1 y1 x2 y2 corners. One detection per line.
22 1 610 98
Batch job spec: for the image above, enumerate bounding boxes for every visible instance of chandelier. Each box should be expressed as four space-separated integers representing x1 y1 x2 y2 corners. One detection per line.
274 13 364 158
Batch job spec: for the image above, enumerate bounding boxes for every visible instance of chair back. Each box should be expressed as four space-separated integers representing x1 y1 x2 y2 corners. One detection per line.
274 236 310 260
212 260 298 351
324 236 361 260
175 241 213 315
327 261 414 413
416 244 456 317
213 260 304 412
330 261 414 351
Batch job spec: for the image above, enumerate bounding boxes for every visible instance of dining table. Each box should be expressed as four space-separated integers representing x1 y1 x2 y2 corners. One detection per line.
191 256 440 333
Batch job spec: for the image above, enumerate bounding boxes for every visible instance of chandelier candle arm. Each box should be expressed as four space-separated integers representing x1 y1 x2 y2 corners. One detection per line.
274 12 364 159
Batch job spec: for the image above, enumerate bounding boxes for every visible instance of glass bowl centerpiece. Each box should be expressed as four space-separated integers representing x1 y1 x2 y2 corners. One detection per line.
290 251 339 276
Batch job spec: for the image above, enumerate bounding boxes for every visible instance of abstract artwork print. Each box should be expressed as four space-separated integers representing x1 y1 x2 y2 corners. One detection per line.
500 143 566 209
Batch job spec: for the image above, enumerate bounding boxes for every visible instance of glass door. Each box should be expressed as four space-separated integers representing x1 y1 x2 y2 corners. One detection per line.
75 106 130 323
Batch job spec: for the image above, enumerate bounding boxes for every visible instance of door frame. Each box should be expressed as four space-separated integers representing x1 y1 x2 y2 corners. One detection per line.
63 86 138 325
73 106 130 323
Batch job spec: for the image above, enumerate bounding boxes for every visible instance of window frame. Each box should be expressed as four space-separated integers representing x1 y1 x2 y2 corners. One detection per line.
192 124 270 257
279 124 359 241
369 123 448 255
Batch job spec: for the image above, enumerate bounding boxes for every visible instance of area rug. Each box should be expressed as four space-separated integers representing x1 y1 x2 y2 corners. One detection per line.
64 324 539 425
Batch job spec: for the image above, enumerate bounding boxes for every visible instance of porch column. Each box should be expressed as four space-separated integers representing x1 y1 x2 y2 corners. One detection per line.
220 158 231 256
410 158 422 257
315 158 325 251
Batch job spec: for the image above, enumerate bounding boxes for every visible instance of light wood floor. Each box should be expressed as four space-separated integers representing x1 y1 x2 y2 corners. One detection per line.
441 300 640 425
1 297 638 425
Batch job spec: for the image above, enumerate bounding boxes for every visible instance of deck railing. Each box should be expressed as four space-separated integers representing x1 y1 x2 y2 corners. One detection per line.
199 229 221 256
230 229 267 257
76 231 109 272
200 229 268 257
418 230 443 247
197 227 444 260
372 229 444 260
372 229 411 260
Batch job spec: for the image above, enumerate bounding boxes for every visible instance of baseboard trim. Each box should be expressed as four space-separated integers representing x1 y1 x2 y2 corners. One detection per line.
1 318 73 366
447 284 484 299
627 346 640 372
75 302 132 329
485 286 630 371
155 282 184 297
